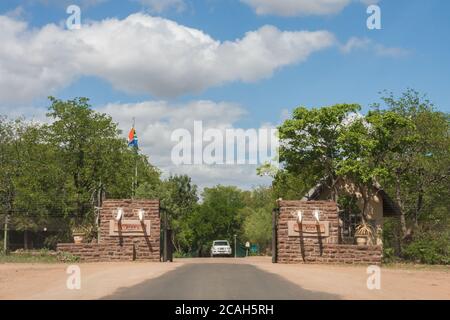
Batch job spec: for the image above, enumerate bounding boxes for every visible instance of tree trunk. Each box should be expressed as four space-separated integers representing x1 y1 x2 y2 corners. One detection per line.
172 231 180 253
414 188 423 228
24 230 29 250
330 174 339 202
395 173 407 237
360 186 370 224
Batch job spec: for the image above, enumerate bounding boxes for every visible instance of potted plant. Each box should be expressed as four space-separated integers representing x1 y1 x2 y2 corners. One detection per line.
72 225 87 244
355 223 374 246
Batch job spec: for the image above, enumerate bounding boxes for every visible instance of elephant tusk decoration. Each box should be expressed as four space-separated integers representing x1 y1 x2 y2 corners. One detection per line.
138 209 145 222
313 209 320 223
115 208 124 221
296 210 303 224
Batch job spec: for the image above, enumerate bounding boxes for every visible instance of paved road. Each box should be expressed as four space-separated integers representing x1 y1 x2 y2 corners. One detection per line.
103 263 339 300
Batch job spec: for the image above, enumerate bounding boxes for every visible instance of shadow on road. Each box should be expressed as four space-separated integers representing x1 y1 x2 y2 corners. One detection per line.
102 263 340 300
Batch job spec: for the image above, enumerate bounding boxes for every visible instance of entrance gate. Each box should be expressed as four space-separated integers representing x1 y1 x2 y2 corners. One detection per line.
57 199 161 262
273 200 382 265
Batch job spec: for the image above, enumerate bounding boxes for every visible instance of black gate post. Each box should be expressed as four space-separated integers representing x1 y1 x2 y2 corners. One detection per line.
272 208 278 263
167 229 173 262
163 209 168 262
161 208 173 262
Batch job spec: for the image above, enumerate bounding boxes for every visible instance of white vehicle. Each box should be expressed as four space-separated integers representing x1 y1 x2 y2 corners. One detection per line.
210 240 232 257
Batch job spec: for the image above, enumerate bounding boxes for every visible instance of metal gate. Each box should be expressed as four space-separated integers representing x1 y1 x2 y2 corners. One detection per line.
272 208 278 263
160 207 173 262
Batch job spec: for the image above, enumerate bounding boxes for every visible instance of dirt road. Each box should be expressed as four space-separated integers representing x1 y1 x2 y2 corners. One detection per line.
0 261 180 300
0 257 448 300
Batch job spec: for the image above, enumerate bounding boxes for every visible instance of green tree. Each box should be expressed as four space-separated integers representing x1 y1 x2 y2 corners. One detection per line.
0 117 18 219
240 186 276 254
1 97 161 250
337 109 415 221
0 98 160 251
271 170 316 200
375 90 450 238
47 97 160 226
278 104 361 201
190 185 245 255
242 208 272 253
136 174 198 253
0 118 71 248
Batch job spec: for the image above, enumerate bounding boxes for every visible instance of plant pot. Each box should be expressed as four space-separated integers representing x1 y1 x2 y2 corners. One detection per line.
73 233 84 244
355 236 368 246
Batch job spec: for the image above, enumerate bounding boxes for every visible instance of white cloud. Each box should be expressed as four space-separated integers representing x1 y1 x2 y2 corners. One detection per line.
0 17 81 103
373 44 410 58
241 0 381 16
340 37 372 53
97 100 273 190
31 0 109 8
241 0 352 16
280 108 290 122
340 37 410 58
135 0 186 13
0 13 335 104
0 104 48 122
0 97 273 190
4 6 26 19
360 0 380 5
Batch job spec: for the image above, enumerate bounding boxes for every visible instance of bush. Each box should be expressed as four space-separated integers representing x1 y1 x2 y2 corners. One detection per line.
382 247 396 264
173 251 194 258
44 235 61 250
382 217 402 258
57 251 80 263
402 230 450 265
242 208 272 253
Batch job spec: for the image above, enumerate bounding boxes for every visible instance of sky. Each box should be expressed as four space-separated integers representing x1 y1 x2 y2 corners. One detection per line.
0 0 449 190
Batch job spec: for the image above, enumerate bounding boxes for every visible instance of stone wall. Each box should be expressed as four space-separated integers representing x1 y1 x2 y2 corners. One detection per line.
276 200 382 265
57 199 160 262
57 243 132 262
277 243 382 265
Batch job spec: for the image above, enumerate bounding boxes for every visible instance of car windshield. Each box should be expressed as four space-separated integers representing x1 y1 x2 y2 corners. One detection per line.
213 241 229 246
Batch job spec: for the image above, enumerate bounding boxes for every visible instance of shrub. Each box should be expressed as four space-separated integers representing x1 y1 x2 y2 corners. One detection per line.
173 251 194 258
382 217 402 257
44 235 61 250
382 247 396 264
402 230 450 265
57 251 80 263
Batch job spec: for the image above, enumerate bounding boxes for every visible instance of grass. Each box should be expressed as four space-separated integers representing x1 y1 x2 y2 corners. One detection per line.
0 249 77 263
0 253 59 263
382 261 450 272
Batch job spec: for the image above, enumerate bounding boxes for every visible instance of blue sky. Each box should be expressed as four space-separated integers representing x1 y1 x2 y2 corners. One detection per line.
0 0 449 189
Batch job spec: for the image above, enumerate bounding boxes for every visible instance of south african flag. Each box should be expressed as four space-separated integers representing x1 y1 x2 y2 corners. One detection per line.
128 127 138 148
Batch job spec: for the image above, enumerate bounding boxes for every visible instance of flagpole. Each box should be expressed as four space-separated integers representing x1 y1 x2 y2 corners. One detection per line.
132 117 137 200
134 152 138 199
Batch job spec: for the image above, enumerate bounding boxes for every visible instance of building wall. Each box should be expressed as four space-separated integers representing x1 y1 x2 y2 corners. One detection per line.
57 199 160 262
276 200 382 265
315 183 384 245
